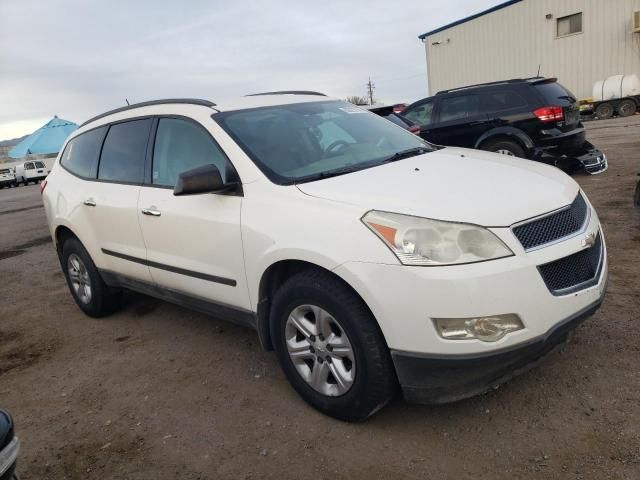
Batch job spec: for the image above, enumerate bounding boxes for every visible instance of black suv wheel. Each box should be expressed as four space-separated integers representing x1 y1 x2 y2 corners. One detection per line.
481 138 526 158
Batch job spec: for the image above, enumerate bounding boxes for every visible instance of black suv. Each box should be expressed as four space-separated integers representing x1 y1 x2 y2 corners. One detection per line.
402 77 607 174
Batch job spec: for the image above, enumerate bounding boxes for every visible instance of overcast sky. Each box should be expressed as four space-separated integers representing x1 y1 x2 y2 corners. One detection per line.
0 0 501 140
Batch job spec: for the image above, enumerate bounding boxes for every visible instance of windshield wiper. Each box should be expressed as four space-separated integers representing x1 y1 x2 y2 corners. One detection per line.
381 146 430 163
294 164 368 184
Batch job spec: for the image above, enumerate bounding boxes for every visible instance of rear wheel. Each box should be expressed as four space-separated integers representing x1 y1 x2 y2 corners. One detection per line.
617 99 637 118
481 138 526 159
595 103 614 120
270 269 396 421
61 237 122 317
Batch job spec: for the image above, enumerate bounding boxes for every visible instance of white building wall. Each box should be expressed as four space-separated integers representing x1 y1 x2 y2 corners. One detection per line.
424 0 640 99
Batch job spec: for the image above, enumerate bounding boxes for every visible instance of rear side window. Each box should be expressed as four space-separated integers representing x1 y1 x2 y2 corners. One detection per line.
98 119 152 184
60 127 106 178
34 161 45 168
152 117 232 187
25 163 34 170
439 95 480 122
403 101 434 126
534 82 577 104
482 91 528 113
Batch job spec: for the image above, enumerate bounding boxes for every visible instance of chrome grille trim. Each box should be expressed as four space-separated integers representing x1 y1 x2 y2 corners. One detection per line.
511 193 590 251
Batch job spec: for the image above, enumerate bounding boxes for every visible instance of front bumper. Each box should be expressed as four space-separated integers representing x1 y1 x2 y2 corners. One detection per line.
333 205 607 403
391 294 604 404
534 141 607 175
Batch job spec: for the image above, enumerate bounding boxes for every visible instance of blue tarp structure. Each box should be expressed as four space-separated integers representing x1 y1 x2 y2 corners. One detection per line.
8 116 77 159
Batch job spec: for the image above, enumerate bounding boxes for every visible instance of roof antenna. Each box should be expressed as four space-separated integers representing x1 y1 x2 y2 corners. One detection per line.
536 64 541 77
125 98 130 106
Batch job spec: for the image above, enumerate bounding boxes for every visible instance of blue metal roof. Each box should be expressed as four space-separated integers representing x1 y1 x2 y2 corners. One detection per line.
8 116 78 159
418 0 524 39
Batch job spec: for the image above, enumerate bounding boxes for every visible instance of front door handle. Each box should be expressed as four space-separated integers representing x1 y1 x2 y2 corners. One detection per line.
141 207 161 217
83 199 96 207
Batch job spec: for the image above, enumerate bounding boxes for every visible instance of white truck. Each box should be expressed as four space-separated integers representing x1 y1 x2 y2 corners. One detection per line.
0 167 17 188
590 74 640 119
14 160 50 186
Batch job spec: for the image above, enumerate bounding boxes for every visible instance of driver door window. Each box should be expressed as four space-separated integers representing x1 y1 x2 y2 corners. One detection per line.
152 117 232 187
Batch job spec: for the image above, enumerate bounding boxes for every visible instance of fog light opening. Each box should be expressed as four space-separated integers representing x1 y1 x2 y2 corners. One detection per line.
434 314 523 342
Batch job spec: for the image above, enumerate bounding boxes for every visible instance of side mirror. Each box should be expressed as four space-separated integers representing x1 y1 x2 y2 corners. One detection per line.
173 164 236 196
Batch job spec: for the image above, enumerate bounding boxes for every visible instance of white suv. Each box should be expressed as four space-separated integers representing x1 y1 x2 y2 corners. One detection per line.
42 95 607 421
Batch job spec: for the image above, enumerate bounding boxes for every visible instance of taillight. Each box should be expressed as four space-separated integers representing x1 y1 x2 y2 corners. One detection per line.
40 179 47 195
409 125 421 135
534 106 564 123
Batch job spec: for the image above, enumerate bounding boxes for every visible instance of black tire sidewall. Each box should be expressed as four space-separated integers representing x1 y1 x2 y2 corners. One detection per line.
618 100 637 118
271 273 394 421
596 103 614 119
61 237 117 317
484 139 526 158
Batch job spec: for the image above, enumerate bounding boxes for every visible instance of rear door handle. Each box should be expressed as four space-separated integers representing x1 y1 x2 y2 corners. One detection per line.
83 199 96 207
141 207 161 217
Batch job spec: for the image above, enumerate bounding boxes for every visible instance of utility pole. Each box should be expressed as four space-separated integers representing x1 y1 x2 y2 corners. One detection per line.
366 77 375 105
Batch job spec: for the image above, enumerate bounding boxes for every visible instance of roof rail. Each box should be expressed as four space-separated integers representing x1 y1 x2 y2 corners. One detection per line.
246 90 327 97
436 77 552 94
80 98 217 128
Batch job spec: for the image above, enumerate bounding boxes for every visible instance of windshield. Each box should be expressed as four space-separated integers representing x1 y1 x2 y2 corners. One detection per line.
214 100 432 184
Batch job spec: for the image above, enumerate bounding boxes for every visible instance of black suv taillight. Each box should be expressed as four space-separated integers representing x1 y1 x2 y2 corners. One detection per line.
534 106 564 123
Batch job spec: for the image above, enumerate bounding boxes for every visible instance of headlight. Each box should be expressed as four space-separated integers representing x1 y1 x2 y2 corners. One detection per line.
362 210 513 266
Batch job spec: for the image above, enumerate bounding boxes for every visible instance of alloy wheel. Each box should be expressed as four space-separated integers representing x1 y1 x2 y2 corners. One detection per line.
67 254 92 304
496 149 515 156
285 305 356 396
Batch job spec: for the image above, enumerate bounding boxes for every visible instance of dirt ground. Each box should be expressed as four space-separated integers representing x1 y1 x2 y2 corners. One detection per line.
1 116 639 480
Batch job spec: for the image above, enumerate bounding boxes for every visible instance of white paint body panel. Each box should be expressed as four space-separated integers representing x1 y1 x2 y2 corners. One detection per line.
43 98 607 358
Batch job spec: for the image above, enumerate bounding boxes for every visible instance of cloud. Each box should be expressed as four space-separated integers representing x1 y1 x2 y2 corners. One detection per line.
0 0 499 138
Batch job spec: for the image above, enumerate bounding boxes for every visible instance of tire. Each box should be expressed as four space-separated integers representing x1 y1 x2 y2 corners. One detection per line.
61 237 122 317
481 138 526 158
617 99 637 118
270 269 396 421
595 103 614 120
634 180 640 208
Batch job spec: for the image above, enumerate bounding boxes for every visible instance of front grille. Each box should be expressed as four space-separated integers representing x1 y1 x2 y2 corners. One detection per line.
513 193 588 250
538 232 603 295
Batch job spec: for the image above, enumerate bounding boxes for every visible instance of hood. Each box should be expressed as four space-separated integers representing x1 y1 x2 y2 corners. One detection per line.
296 147 580 226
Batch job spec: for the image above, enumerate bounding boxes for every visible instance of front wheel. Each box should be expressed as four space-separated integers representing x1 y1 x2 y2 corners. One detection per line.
270 269 396 421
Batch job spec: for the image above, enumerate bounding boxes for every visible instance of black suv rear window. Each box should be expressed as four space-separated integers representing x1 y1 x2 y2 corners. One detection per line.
60 127 107 179
482 91 528 112
534 82 576 104
98 119 152 184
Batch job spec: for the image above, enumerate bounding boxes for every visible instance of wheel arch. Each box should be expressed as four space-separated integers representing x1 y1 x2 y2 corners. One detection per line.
474 127 534 154
255 259 378 351
54 225 83 262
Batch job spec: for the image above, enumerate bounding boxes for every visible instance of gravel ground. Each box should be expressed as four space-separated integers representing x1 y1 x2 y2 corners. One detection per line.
1 116 639 479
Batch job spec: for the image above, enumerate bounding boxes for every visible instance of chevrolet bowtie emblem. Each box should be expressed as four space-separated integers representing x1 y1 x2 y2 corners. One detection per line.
582 232 596 248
